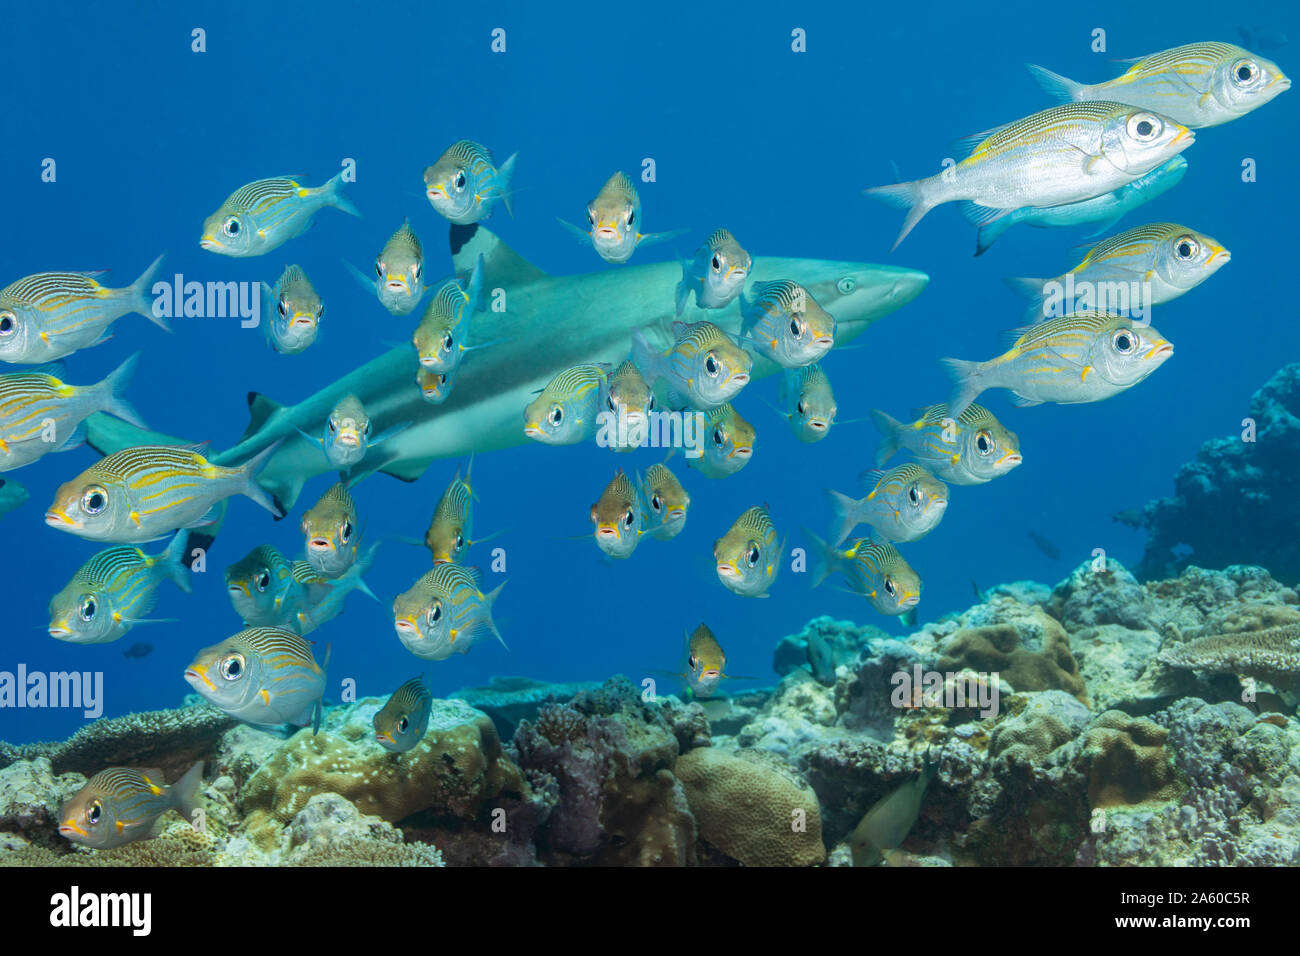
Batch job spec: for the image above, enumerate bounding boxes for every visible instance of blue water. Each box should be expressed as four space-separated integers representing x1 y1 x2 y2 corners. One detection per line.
1 0 1295 743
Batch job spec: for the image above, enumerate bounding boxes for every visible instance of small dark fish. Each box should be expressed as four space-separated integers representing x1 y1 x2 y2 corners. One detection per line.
122 642 154 660
971 580 987 603
1111 508 1147 529
1027 530 1060 561
806 630 836 686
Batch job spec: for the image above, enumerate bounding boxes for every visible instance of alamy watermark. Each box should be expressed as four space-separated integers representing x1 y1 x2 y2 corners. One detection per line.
891 664 1000 718
152 273 260 327
594 408 705 458
1040 275 1153 325
0 665 103 718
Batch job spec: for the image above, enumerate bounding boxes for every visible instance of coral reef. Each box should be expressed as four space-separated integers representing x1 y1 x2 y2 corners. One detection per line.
1134 362 1300 583
451 675 601 740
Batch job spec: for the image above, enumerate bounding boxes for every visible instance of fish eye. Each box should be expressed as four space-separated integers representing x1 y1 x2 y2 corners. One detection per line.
548 405 564 426
789 317 805 337
586 207 596 225
79 596 97 621
651 494 663 512
796 400 806 416
454 170 466 190
255 571 270 592
223 217 240 237
220 654 245 680
1112 329 1137 354
975 429 994 455
884 576 896 596
328 419 338 433
341 521 353 543
397 715 409 733
87 801 102 826
455 532 465 549
427 602 442 625
1233 59 1259 84
277 296 288 317
837 276 857 294
317 304 325 319
746 544 761 567
364 421 373 438
375 259 384 278
1174 237 1199 260
688 655 698 669
1126 112 1161 141
80 486 108 516
908 484 920 505
623 509 635 528
713 428 725 446
0 311 15 335
626 208 635 226
647 394 656 411
607 394 617 412
438 331 453 354
412 263 422 280
711 254 722 272
704 353 719 376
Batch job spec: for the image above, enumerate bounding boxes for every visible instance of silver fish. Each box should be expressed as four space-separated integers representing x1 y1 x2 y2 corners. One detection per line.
59 763 203 850
185 626 329 731
200 173 360 257
261 264 323 355
675 229 751 315
392 564 507 661
558 171 685 264
424 141 516 224
374 676 433 753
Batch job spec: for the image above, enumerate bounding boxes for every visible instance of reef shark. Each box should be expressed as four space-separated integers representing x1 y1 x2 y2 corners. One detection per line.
85 225 927 516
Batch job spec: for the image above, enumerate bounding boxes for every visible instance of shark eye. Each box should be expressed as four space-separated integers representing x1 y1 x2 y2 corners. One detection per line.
975 429 994 455
1174 237 1199 260
427 603 442 625
79 596 97 621
255 571 270 592
1112 329 1137 354
220 654 245 680
341 521 353 543
80 486 108 515
223 217 240 237
397 715 409 733
746 544 761 567
87 801 102 825
0 312 15 335
375 259 384 278
704 353 719 376
1232 59 1259 85
548 405 564 426
454 170 466 190
711 254 722 272
277 297 288 317
837 276 857 294
651 494 663 513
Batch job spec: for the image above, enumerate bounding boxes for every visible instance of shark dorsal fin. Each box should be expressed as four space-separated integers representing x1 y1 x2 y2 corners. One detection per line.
449 224 547 287
241 391 286 444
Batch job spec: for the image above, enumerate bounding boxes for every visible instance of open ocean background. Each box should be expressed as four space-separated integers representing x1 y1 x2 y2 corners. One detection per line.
1 0 1295 743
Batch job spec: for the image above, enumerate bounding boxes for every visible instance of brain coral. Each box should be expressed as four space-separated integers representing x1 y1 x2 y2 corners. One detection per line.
1080 711 1183 809
674 748 825 866
937 610 1087 704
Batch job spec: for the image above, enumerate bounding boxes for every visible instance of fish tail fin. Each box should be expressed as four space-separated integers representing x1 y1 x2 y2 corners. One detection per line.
129 253 169 331
630 327 662 385
825 489 863 548
160 530 193 593
497 152 517 218
1025 63 1085 103
975 217 1014 256
485 581 509 650
869 409 903 466
1003 276 1049 322
98 351 148 429
323 170 362 218
465 252 486 313
674 260 691 317
237 441 285 518
346 543 381 601
939 357 986 419
863 179 937 252
801 526 835 589
171 761 204 822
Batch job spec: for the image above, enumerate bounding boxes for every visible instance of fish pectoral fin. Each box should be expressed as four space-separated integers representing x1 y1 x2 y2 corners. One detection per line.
1010 395 1044 408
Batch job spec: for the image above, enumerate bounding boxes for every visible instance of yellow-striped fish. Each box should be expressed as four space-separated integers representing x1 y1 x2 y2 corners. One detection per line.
632 320 751 410
45 442 281 543
200 172 360 257
871 403 1021 486
827 464 948 547
808 531 921 617
301 481 360 577
0 256 167 364
424 140 517 224
942 311 1173 415
714 505 783 598
1007 223 1230 323
0 354 144 472
558 171 686 264
591 468 644 559
349 219 425 316
416 366 455 404
675 229 751 315
49 532 191 644
524 364 608 445
678 623 732 697
776 364 838 443
225 542 376 636
739 280 836 368
866 102 1193 249
59 763 204 850
424 458 490 564
412 254 486 374
687 403 754 479
299 394 407 471
392 564 507 661
261 264 323 355
374 676 433 753
184 626 329 731
638 462 690 540
603 360 655 452
1028 42 1290 129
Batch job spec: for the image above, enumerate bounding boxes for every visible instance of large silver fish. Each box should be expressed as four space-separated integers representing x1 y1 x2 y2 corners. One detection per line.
83 227 928 521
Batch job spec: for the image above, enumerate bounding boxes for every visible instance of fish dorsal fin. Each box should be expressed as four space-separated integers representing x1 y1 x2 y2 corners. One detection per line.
240 391 286 443
449 224 547 287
